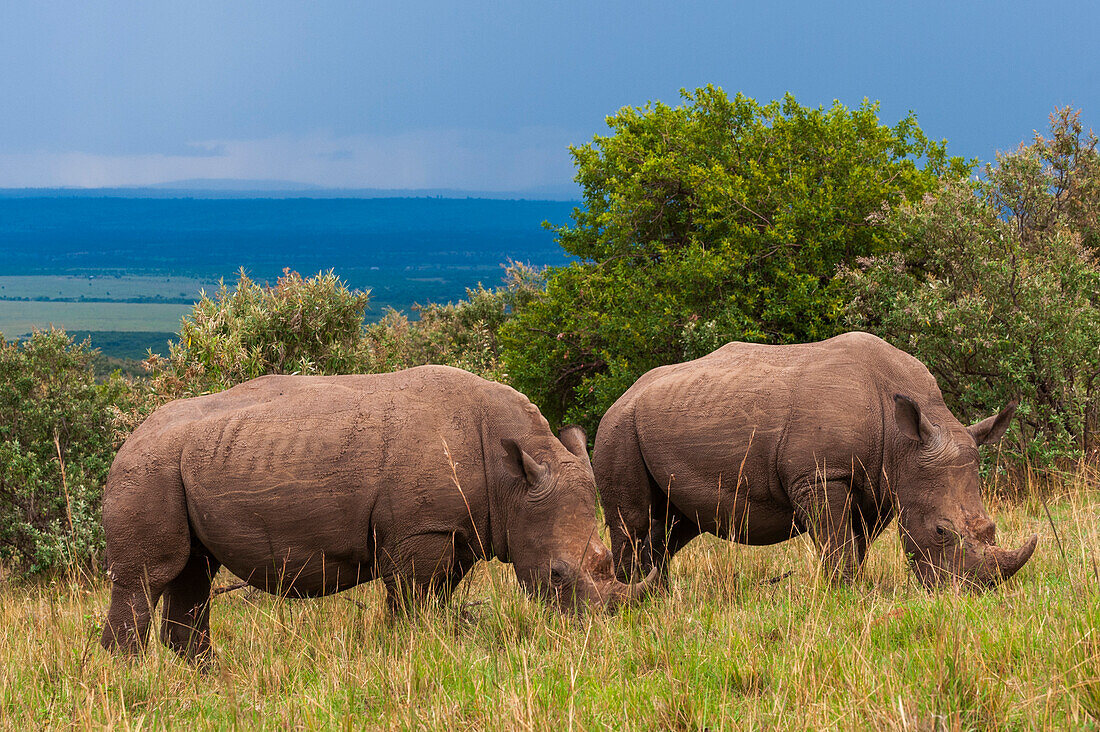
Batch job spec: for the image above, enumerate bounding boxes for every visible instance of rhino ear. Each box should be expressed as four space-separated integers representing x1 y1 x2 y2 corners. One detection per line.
968 401 1018 446
894 394 934 444
558 425 593 473
501 438 550 486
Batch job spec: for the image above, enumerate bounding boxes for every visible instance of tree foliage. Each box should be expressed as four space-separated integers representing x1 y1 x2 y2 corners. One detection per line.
502 86 968 431
0 330 135 575
842 108 1100 465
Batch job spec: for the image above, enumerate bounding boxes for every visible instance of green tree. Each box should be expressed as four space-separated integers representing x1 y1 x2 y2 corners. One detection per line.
0 330 136 575
502 86 967 431
841 108 1100 467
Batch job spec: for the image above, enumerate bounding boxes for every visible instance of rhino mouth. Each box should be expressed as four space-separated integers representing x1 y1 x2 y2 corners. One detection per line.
911 533 1038 589
541 560 661 612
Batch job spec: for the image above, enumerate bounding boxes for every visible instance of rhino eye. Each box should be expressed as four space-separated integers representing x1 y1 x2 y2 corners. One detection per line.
549 560 572 585
935 524 955 544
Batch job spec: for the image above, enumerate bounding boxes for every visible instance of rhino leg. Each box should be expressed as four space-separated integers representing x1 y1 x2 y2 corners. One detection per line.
382 531 474 614
384 569 469 614
645 506 701 586
792 480 861 584
596 432 661 583
100 460 192 656
606 504 650 584
159 549 221 661
101 583 165 655
852 525 868 570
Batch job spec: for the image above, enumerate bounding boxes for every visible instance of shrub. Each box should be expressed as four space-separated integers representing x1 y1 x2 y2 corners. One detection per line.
841 108 1100 466
0 330 136 575
502 85 968 432
147 269 375 400
365 263 544 382
146 266 544 404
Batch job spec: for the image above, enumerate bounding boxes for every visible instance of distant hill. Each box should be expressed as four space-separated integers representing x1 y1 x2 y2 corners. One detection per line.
144 178 327 191
0 181 582 201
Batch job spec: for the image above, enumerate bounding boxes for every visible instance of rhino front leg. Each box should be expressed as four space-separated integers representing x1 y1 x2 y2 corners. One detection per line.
382 531 474 614
645 505 701 587
792 480 861 584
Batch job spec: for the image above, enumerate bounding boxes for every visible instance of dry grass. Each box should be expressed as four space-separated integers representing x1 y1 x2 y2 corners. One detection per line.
2 467 1099 730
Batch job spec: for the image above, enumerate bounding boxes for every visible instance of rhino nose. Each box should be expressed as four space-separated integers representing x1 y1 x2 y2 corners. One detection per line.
583 543 614 575
966 515 996 544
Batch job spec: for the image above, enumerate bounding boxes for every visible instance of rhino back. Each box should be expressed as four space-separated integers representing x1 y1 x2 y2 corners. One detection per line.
632 333 930 520
166 368 514 591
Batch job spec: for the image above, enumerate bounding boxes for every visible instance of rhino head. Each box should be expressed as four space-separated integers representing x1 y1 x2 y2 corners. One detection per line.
500 425 658 612
893 395 1038 589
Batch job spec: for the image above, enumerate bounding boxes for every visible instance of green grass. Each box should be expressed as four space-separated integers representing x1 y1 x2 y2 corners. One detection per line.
2 469 1098 729
68 331 178 361
0 275 214 340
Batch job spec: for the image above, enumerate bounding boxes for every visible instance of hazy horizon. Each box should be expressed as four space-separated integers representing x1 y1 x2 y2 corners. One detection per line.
0 179 583 201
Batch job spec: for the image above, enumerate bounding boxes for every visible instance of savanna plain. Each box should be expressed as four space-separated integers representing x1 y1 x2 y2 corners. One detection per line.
2 466 1097 730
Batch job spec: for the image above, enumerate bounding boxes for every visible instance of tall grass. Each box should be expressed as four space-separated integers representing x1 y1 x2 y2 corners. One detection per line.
2 467 1098 729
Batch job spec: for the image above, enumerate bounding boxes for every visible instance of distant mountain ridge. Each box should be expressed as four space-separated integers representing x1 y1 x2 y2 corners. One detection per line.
0 180 582 201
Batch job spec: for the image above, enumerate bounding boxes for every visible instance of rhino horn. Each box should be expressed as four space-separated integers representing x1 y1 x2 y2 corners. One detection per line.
605 565 661 607
982 533 1038 585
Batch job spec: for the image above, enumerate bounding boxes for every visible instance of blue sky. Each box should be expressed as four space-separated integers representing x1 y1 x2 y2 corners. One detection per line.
1 1 1096 192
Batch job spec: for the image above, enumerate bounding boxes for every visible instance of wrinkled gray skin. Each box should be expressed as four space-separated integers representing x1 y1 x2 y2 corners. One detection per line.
595 332 1037 590
101 366 655 660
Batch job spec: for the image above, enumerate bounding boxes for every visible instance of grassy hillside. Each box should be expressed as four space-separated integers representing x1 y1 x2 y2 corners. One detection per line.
1 468 1096 729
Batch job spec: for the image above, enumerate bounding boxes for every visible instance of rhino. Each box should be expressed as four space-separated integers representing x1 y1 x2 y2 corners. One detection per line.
594 332 1037 589
100 366 656 660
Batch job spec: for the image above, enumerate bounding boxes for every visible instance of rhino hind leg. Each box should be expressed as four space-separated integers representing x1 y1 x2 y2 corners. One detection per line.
101 582 165 655
605 503 650 584
595 429 661 583
159 549 221 661
100 457 192 656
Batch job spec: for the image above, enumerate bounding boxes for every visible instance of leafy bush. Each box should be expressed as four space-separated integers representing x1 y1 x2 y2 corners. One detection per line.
147 266 542 404
841 108 1100 466
502 85 968 431
365 263 544 382
0 330 136 575
147 269 375 400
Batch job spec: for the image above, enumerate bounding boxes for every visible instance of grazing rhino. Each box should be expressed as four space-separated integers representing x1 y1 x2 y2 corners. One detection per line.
101 366 656 660
595 332 1037 589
